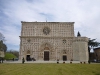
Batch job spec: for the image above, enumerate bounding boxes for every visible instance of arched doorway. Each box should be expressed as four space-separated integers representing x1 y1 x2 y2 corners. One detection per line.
44 46 49 61
62 50 67 61
26 50 31 61
44 51 49 61
26 55 31 61
63 55 67 61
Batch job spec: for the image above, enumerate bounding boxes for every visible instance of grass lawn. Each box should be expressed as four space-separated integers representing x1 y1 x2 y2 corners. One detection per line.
4 53 16 60
0 63 100 75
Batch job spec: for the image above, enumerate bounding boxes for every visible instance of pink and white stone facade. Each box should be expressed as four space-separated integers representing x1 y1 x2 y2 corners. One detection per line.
19 22 89 62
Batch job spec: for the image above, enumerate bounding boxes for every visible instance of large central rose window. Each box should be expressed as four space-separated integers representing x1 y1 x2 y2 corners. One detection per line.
43 27 50 35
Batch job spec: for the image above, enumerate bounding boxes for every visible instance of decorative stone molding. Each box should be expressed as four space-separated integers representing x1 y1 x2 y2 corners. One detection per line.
19 22 88 62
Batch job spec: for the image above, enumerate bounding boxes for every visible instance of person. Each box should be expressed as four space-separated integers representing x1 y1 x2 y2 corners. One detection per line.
13 58 14 61
22 57 25 64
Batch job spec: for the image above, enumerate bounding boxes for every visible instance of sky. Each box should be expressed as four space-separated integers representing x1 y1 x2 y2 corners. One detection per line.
0 0 100 51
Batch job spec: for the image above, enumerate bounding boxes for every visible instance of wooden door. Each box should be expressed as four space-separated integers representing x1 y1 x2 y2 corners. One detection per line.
44 51 49 61
63 55 67 61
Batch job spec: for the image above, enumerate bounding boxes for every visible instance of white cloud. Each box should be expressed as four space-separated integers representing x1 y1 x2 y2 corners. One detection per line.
0 0 100 50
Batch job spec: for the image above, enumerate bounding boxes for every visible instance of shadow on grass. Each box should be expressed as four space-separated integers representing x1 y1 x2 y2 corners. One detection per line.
95 73 100 75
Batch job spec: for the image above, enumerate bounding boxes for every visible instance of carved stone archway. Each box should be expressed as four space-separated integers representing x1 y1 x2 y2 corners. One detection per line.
39 42 54 60
27 50 30 54
26 50 31 61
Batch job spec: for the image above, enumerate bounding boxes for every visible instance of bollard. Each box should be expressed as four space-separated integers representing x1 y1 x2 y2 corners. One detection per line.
63 61 65 64
70 61 72 64
57 59 59 64
57 61 59 64
80 62 82 64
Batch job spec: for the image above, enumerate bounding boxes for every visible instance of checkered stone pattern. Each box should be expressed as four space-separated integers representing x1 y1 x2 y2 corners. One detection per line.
19 22 88 62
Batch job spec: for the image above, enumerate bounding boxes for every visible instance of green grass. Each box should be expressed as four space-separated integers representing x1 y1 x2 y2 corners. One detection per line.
4 53 16 60
0 63 100 75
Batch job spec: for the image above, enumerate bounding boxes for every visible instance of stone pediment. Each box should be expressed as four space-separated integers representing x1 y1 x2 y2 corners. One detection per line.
44 47 49 50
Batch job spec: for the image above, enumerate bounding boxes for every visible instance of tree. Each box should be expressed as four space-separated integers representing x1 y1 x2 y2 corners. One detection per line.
88 38 100 63
0 32 5 41
0 32 7 52
0 40 3 50
2 43 7 52
7 50 19 58
77 31 81 37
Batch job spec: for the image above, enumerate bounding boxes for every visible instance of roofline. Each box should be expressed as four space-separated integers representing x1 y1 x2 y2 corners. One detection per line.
94 47 100 50
21 21 75 24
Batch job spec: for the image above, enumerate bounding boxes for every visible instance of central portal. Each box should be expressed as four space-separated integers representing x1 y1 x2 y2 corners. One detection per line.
26 55 31 61
44 51 49 61
63 55 67 61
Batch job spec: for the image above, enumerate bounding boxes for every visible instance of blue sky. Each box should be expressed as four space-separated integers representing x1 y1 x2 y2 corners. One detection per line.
0 0 100 51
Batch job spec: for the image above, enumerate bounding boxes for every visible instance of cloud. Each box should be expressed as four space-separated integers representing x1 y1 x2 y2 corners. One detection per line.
0 0 100 50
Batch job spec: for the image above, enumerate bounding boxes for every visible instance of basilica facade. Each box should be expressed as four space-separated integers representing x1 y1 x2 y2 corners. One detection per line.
19 21 89 62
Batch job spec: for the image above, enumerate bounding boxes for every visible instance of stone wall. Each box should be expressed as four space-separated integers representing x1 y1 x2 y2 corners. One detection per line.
19 37 73 61
21 22 74 37
72 37 89 62
19 22 89 62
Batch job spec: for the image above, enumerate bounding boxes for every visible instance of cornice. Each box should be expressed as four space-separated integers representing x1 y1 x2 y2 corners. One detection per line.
19 36 74 39
21 21 75 24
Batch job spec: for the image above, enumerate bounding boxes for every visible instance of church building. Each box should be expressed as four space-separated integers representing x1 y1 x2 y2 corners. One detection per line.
19 21 89 62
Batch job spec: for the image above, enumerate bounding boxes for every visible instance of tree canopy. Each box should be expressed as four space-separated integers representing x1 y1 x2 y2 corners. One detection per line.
77 31 81 37
7 50 19 58
0 40 7 52
0 32 7 52
88 38 100 51
0 32 5 41
88 38 100 63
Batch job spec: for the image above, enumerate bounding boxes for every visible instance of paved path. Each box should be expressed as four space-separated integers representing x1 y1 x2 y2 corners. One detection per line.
3 60 81 64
